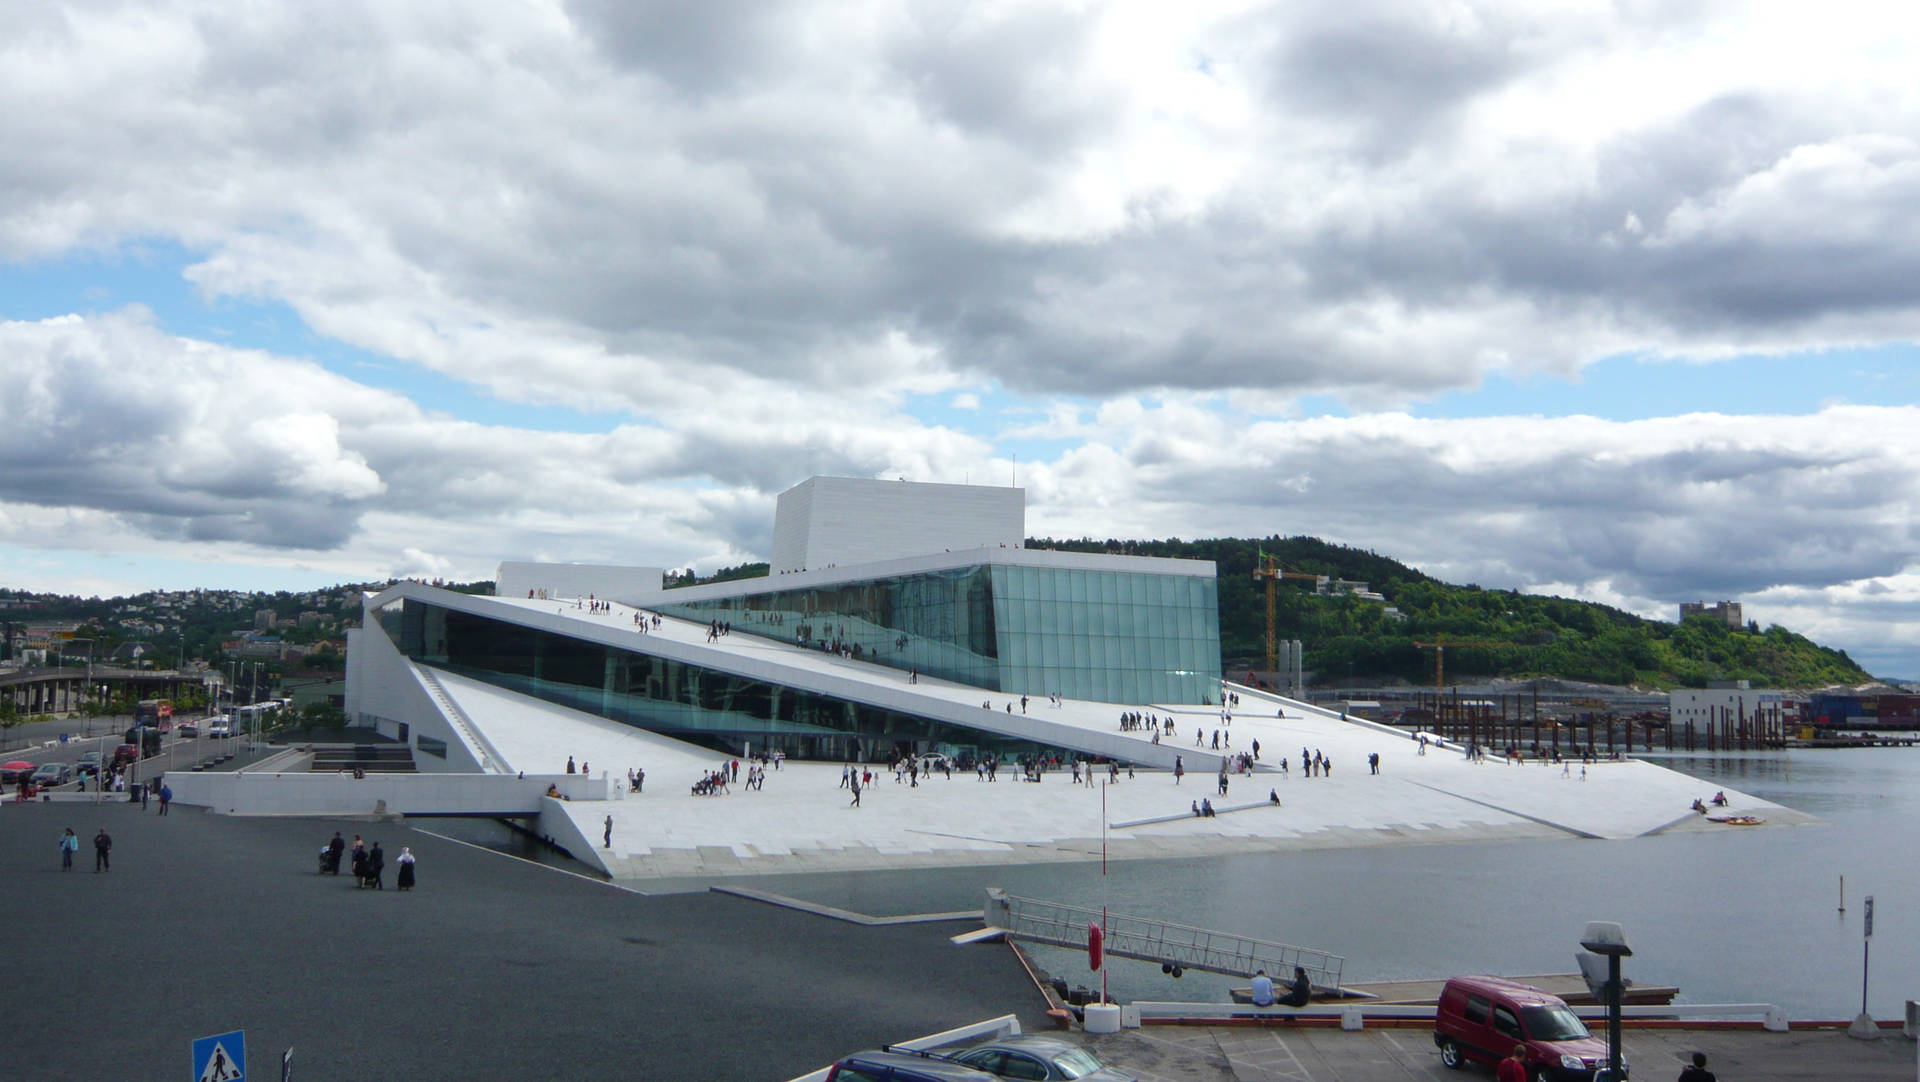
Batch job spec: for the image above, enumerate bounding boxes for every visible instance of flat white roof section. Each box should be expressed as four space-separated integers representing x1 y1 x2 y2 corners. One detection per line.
644 544 1214 608
496 561 664 600
771 476 1025 574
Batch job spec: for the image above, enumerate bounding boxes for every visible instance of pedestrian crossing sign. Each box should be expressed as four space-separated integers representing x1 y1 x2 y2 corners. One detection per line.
192 1030 245 1082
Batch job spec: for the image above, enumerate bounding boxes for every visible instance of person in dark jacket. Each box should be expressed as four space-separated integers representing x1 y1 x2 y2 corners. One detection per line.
350 837 368 886
366 843 386 890
327 832 346 875
1277 965 1312 1007
1677 1051 1716 1082
93 827 113 872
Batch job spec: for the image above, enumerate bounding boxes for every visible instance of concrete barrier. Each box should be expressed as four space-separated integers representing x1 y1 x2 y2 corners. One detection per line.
161 771 606 816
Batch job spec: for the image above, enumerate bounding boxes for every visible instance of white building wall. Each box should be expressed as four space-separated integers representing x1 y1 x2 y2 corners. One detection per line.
346 610 486 772
496 562 664 601
770 476 1024 573
1669 688 1788 734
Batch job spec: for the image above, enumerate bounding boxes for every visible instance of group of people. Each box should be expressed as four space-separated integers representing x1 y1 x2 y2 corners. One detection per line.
1690 791 1731 813
1117 711 1173 736
58 826 112 871
321 831 416 891
1248 966 1313 1008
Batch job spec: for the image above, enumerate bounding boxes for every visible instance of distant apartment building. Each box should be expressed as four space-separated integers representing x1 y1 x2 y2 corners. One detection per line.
1317 578 1387 603
297 610 324 627
1679 600 1743 628
254 609 278 630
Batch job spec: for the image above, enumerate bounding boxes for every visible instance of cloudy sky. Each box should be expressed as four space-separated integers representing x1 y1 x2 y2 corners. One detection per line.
4 1 1920 676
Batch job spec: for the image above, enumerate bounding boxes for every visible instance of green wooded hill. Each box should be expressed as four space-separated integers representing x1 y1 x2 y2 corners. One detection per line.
1029 535 1873 689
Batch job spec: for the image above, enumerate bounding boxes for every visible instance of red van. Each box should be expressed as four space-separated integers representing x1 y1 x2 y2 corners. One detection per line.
1434 975 1618 1080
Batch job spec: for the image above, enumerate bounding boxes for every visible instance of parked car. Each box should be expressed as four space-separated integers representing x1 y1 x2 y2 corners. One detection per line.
75 751 104 777
111 744 140 767
175 721 199 738
826 1047 999 1082
31 762 74 788
948 1035 1136 1081
1434 975 1617 1080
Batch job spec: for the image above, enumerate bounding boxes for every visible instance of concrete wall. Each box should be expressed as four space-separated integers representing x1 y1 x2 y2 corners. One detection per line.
770 477 1024 574
159 770 606 816
346 613 487 773
537 796 610 875
496 562 664 601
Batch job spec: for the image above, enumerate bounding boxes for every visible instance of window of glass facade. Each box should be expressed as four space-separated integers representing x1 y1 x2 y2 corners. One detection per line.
649 563 1222 705
377 600 1076 764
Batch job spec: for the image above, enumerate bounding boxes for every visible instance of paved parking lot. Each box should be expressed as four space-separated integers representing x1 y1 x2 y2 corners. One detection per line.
1070 1021 1918 1081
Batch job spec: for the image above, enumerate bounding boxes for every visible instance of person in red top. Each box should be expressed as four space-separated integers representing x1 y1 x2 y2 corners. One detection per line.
1495 1044 1528 1082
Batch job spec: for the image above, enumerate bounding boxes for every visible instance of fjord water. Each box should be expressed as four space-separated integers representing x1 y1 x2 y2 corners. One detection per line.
736 749 1920 1019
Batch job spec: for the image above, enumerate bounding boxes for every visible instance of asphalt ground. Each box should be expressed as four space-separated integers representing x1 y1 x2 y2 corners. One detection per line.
0 800 1050 1081
1077 1022 1920 1081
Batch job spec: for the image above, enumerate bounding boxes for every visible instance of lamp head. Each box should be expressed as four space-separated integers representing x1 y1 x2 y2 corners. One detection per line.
1579 920 1632 957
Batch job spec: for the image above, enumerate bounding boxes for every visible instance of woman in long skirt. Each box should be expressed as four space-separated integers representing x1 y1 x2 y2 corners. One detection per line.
396 847 416 891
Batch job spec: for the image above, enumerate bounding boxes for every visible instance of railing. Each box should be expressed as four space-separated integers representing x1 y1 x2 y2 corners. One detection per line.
985 889 1344 989
416 667 509 774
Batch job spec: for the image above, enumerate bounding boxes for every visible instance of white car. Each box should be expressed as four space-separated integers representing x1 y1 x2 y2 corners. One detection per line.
206 718 233 738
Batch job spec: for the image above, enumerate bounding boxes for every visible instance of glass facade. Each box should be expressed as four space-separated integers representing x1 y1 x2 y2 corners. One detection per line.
375 599 1073 764
650 563 1221 704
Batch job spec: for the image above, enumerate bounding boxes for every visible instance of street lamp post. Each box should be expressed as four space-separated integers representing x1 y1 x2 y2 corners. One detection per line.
1577 921 1632 1082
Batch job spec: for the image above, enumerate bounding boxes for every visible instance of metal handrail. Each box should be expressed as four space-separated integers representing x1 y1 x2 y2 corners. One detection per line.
986 889 1344 988
416 668 509 774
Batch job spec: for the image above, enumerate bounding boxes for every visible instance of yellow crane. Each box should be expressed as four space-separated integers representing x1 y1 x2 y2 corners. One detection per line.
1251 553 1324 676
1411 639 1514 688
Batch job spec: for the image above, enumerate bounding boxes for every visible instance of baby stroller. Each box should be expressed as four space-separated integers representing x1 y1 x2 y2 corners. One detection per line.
318 845 341 875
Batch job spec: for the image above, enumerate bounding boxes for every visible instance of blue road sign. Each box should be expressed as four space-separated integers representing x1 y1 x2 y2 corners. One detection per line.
192 1030 246 1082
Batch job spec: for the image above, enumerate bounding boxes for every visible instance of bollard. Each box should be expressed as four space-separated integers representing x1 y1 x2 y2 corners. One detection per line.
1340 1007 1364 1031
1764 1006 1790 1033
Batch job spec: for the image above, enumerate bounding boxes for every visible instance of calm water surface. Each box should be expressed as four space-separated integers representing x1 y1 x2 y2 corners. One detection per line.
723 748 1920 1019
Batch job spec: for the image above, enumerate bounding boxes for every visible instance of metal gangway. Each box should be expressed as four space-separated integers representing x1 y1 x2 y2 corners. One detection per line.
982 889 1344 990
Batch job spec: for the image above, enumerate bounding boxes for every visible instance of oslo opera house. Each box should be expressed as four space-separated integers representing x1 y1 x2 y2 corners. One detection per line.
340 477 1804 879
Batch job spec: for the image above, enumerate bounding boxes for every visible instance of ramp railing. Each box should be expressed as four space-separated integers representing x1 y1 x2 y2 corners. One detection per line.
984 888 1344 989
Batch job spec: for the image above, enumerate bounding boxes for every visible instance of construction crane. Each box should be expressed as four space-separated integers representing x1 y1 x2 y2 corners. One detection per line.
1411 639 1514 688
1251 554 1325 676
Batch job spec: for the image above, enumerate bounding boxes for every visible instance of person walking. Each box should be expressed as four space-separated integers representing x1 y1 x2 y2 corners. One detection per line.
603 814 613 849
60 827 79 871
93 827 112 872
849 776 862 808
327 831 346 875
395 847 417 891
366 842 386 890
157 781 172 815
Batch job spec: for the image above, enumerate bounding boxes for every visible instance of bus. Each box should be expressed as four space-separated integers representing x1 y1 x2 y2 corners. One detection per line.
235 700 283 737
134 699 174 733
